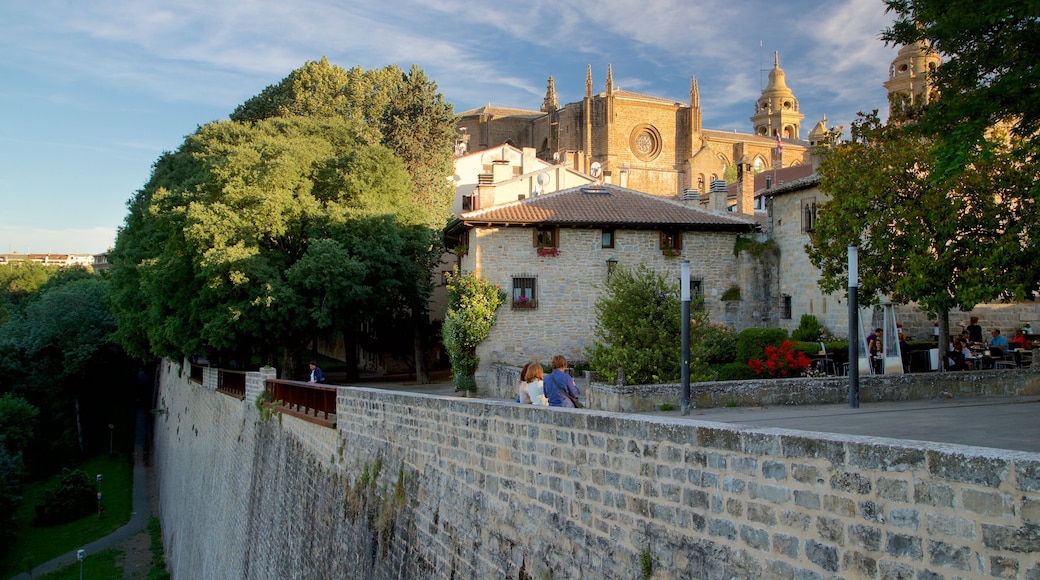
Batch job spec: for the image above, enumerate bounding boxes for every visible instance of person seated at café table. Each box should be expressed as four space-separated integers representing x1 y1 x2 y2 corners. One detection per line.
988 328 1009 351
946 339 972 371
1010 328 1031 350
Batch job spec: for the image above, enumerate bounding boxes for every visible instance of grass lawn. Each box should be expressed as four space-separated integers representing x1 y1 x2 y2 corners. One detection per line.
36 548 119 579
0 453 133 577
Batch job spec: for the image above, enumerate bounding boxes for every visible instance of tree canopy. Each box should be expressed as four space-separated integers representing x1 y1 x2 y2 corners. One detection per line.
809 111 1039 351
231 58 457 223
883 0 1040 173
110 114 437 374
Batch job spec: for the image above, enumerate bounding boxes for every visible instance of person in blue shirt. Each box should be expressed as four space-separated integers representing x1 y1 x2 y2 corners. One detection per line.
542 354 581 408
988 329 1009 351
308 360 325 383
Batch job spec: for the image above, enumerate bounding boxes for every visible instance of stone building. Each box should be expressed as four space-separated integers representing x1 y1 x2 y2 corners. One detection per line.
457 54 813 201
444 183 759 373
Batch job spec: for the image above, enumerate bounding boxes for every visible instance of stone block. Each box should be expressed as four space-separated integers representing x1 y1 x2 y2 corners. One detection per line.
927 450 1007 488
876 477 910 502
885 532 923 559
805 539 839 573
961 487 1014 518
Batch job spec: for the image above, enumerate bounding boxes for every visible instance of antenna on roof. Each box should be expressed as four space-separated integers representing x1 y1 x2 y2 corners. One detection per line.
590 161 602 179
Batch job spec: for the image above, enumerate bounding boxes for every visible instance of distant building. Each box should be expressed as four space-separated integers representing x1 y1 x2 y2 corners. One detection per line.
457 53 815 201
0 252 96 268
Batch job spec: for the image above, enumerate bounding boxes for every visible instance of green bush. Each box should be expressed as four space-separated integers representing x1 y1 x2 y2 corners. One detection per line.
791 314 824 342
586 264 684 385
735 328 788 364
713 362 756 381
442 270 506 391
34 468 96 525
692 322 737 365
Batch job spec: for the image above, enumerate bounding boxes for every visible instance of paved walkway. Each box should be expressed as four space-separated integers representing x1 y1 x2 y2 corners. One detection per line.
12 408 152 579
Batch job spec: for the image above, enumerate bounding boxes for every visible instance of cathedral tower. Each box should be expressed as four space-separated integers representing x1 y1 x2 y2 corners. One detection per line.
751 52 804 140
883 41 940 120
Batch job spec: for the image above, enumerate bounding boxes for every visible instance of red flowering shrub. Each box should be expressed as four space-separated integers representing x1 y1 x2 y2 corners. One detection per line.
747 340 811 378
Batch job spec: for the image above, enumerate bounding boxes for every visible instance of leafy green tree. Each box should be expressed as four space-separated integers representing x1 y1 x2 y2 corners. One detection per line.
0 394 38 543
231 58 457 223
883 1 1040 174
0 263 61 325
587 264 721 385
110 116 429 378
0 276 119 453
809 111 1038 355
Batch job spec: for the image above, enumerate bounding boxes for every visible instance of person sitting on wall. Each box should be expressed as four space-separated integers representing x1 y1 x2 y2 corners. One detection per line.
516 362 534 404
525 363 548 406
542 355 581 408
308 360 325 383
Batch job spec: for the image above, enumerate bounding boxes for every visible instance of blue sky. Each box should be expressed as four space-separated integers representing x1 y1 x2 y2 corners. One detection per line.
0 1 900 254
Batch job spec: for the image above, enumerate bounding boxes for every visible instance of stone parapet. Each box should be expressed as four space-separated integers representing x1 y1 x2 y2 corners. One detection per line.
154 358 1040 579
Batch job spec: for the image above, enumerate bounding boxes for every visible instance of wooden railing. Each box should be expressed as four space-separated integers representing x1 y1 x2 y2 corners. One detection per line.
216 369 246 400
264 379 337 428
190 363 204 384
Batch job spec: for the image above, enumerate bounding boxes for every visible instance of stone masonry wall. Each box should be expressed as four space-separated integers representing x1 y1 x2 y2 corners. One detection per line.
156 359 1040 579
466 225 742 391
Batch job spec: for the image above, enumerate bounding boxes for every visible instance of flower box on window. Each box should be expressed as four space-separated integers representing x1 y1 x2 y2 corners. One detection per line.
662 248 681 257
536 247 560 257
512 296 538 309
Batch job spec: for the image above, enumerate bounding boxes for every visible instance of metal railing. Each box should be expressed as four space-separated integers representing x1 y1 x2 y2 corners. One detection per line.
263 379 337 428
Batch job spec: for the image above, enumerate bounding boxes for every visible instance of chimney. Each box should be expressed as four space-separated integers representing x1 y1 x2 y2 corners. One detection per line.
737 161 755 216
710 180 728 212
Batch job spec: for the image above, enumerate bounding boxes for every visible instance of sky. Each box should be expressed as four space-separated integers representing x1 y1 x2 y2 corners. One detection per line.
0 0 901 255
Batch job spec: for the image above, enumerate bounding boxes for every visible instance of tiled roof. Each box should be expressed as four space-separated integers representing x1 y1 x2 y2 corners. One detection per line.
762 173 821 197
457 184 757 232
457 105 544 118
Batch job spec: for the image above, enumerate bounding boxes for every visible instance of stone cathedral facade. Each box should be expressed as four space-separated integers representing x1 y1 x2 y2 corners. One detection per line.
456 53 813 201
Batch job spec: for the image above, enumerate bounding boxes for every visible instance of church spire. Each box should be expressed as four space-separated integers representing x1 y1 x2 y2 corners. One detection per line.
689 75 702 134
606 64 614 94
541 76 559 113
585 65 593 98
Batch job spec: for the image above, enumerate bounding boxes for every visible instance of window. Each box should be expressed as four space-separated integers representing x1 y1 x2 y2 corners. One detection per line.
660 230 683 256
691 280 702 301
601 229 615 249
512 276 537 309
801 198 817 233
534 227 558 248
462 194 478 211
781 295 792 320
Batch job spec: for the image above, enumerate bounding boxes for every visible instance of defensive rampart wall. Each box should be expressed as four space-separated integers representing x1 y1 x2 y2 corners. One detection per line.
154 358 1040 578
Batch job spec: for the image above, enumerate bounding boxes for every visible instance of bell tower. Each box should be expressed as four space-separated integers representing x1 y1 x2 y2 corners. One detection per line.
883 41 940 120
750 52 804 140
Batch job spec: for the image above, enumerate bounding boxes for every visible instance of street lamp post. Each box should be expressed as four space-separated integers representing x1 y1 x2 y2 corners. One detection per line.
848 245 860 408
680 260 691 416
